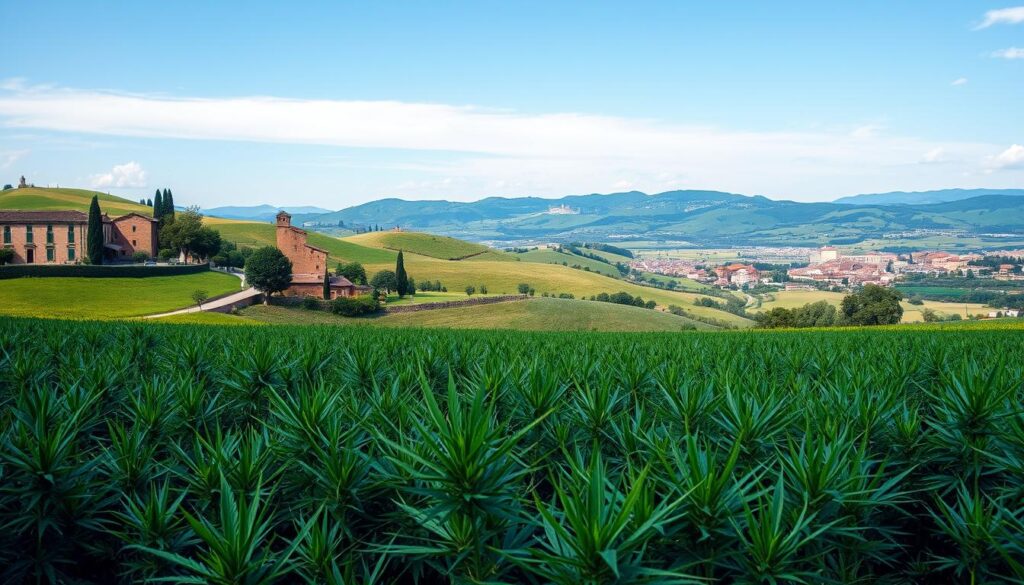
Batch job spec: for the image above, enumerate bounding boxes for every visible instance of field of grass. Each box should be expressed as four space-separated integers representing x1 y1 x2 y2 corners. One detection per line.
242 297 712 331
151 311 260 325
361 256 752 326
344 231 499 260
751 289 990 322
0 186 153 217
636 270 711 292
0 272 240 319
2 317 1022 583
516 248 623 278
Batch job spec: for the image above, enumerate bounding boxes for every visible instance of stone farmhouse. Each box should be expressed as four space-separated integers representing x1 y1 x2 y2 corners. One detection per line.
0 210 157 264
275 211 361 299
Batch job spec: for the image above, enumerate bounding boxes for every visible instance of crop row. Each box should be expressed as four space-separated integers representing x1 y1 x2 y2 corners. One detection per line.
0 318 1022 583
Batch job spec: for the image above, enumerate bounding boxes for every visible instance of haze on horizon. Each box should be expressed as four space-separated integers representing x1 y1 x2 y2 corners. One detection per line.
1 1 1022 209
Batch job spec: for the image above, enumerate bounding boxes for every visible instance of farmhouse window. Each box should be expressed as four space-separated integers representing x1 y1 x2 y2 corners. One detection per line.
25 225 33 243
46 225 54 244
132 225 136 232
68 247 75 261
2 226 9 244
68 225 74 243
46 247 54 262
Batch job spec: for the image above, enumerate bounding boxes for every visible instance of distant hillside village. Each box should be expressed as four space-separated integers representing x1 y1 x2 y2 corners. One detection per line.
630 245 1024 292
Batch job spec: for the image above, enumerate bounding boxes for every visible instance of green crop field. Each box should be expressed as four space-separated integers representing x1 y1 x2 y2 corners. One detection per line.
0 186 153 217
0 272 240 319
241 297 712 331
1 316 1023 583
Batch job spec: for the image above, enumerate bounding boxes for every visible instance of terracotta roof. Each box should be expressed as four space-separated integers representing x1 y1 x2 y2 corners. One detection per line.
0 210 88 223
289 274 356 287
305 243 329 254
112 212 157 223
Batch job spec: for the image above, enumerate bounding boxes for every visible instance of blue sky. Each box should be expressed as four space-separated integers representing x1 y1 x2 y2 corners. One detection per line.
1 1 1022 209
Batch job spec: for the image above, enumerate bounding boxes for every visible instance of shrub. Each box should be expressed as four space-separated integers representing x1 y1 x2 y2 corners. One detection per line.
301 296 321 310
330 294 381 316
517 283 530 294
465 285 476 296
132 251 150 263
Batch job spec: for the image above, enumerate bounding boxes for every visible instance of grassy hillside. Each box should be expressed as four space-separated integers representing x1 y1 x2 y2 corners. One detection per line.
0 187 153 217
241 297 712 331
516 248 623 278
751 289 991 322
210 220 751 326
345 231 498 260
0 272 240 319
205 217 398 264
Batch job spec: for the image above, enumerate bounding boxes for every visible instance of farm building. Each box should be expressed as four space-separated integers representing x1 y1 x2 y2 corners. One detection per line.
0 210 157 264
275 210 361 299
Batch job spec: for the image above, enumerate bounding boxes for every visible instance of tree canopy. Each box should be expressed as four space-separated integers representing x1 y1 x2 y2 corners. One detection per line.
337 261 367 285
159 208 222 262
244 246 293 301
370 270 398 294
840 284 904 326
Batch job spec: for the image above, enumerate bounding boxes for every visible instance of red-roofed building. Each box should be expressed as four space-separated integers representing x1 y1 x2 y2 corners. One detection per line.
275 211 360 298
0 209 157 264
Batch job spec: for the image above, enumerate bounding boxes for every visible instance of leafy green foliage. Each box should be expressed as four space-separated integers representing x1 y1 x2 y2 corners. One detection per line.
0 318 1022 583
244 246 293 298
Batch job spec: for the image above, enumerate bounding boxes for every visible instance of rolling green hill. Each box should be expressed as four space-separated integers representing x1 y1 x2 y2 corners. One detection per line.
0 186 153 217
344 231 498 260
308 189 1024 248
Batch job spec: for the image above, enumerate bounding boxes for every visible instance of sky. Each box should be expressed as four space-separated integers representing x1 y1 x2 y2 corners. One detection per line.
0 1 1022 210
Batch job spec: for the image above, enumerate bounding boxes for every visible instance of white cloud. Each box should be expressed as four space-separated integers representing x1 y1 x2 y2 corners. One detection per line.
850 124 883 139
975 6 1024 29
0 81 1013 201
920 147 947 164
951 77 968 86
992 47 1024 59
90 161 148 188
989 144 1024 170
0 149 28 170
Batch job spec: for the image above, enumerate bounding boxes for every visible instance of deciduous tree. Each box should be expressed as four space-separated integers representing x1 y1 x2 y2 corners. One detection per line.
245 246 292 303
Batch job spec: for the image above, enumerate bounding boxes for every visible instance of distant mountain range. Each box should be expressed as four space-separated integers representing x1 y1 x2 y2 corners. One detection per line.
204 189 1024 248
833 188 1024 206
203 204 333 222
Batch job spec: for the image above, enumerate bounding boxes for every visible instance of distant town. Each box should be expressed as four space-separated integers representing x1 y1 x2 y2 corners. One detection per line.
629 245 1024 292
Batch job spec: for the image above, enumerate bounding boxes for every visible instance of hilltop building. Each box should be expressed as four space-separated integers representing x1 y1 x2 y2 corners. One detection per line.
547 204 579 215
0 210 157 264
715 263 760 286
275 211 361 299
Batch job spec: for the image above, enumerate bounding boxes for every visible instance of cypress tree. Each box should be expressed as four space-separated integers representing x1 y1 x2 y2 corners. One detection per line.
87 195 104 265
163 189 175 221
146 198 153 207
153 191 163 220
323 267 331 300
395 250 409 297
